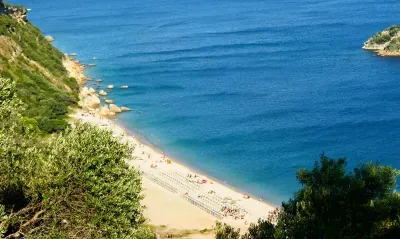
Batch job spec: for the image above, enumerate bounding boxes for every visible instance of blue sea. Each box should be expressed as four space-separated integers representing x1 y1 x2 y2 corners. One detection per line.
13 0 400 204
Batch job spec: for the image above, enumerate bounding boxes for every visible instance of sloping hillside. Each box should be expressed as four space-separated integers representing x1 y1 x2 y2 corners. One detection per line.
0 5 79 133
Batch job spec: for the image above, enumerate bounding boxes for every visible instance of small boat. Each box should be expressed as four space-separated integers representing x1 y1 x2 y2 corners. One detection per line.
121 85 128 89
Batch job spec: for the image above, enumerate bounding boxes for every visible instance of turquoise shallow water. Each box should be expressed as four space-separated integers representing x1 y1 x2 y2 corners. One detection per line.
13 0 400 204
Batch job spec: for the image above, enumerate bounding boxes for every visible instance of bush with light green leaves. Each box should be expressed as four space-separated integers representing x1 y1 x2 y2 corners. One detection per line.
0 77 154 239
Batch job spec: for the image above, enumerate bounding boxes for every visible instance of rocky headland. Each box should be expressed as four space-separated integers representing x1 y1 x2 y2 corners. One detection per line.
363 25 400 56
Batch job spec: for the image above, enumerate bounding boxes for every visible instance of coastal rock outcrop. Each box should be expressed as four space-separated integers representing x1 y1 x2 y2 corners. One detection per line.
99 105 110 116
5 6 27 23
363 25 400 56
120 106 131 112
80 86 90 97
88 87 96 94
109 104 122 113
99 90 107 96
105 99 114 104
63 55 86 85
81 94 101 108
45 35 54 42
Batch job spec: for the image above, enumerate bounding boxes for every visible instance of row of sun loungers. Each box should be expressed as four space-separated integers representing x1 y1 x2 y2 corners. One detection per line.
141 166 248 220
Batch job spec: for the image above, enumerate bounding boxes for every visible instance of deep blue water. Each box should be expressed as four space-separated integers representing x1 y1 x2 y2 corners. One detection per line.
13 0 400 204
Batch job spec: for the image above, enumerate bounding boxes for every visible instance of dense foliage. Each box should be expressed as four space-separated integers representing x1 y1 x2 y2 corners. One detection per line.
0 6 78 133
371 33 391 45
216 154 400 239
0 78 154 238
215 222 241 239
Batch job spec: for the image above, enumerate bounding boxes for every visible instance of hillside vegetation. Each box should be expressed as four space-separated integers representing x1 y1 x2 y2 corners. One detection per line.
0 4 79 133
363 25 400 56
0 78 154 239
0 3 155 239
1 2 400 239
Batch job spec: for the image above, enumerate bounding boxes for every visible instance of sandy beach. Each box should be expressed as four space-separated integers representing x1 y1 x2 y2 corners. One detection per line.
67 56 276 238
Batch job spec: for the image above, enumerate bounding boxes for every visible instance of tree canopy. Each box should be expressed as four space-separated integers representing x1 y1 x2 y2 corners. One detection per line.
216 154 400 239
0 77 154 239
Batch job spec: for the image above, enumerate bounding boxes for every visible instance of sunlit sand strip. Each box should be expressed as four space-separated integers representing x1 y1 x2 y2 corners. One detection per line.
70 110 277 232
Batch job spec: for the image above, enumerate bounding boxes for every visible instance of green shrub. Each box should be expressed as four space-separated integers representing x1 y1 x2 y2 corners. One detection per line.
388 25 400 37
372 33 391 44
227 154 400 239
20 117 40 134
38 117 68 133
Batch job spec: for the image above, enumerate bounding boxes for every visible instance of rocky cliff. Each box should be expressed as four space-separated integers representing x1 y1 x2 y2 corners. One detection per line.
363 25 400 56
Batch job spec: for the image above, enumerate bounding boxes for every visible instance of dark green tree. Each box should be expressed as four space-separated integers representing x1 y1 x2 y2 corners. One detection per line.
0 78 154 239
242 219 275 239
275 153 400 239
215 222 240 239
216 154 400 239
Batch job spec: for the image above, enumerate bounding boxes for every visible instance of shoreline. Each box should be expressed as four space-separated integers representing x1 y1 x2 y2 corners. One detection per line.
66 55 277 236
115 118 278 207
